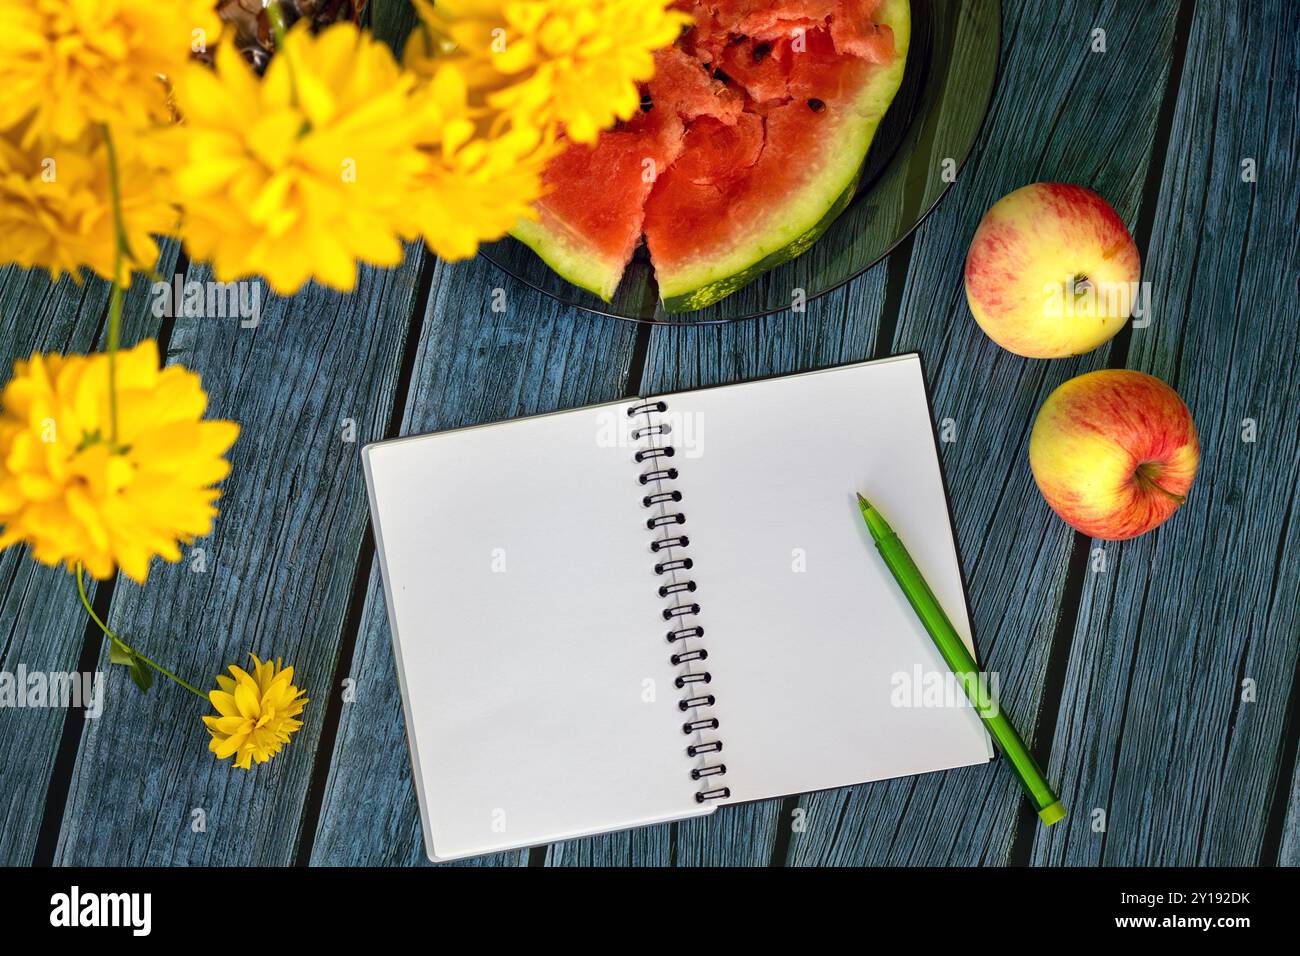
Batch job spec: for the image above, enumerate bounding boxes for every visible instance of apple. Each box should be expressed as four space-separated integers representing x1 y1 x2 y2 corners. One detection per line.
1029 370 1198 540
964 183 1141 358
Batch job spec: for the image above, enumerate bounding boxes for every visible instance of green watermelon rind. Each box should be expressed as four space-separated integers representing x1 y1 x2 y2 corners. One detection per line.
659 0 911 311
512 214 623 301
661 172 861 311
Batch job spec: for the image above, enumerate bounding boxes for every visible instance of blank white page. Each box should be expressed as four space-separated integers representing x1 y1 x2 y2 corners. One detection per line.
661 356 993 804
363 402 708 862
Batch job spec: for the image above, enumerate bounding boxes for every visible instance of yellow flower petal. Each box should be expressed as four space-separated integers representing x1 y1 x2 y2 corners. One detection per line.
233 681 261 720
208 690 239 718
0 0 221 145
170 22 427 294
411 0 689 145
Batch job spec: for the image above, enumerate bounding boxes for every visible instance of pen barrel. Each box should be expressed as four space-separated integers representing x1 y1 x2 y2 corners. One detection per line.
875 534 1062 819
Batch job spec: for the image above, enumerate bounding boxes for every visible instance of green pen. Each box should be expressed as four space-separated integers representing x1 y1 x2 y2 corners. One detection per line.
856 493 1066 827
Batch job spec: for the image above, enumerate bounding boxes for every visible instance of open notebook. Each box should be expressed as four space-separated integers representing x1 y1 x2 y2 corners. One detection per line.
363 354 993 862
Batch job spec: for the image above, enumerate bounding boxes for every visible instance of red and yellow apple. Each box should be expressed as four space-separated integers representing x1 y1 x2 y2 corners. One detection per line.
965 183 1141 358
1029 370 1198 540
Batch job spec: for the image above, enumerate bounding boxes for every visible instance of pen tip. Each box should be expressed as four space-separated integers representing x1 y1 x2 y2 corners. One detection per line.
856 493 892 539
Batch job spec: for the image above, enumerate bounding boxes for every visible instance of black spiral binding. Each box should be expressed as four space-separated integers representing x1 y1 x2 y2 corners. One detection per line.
630 398 729 804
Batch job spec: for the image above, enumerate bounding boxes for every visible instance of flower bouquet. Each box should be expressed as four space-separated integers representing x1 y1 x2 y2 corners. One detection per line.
0 0 687 766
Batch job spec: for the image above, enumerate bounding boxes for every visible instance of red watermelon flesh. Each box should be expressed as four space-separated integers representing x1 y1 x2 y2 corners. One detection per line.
649 47 744 125
713 0 838 38
830 0 894 61
644 97 837 273
669 113 765 186
786 25 875 100
719 37 795 104
680 3 730 65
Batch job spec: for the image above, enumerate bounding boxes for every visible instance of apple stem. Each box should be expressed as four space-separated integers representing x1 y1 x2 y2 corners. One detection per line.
1135 462 1186 505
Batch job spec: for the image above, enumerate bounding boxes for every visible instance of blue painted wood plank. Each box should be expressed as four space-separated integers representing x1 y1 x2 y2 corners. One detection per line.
0 250 177 865
311 256 641 866
544 824 674 866
1034 0 1300 866
674 801 786 867
787 0 1182 865
52 249 427 865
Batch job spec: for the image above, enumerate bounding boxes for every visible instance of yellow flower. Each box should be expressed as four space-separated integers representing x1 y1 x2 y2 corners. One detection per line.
410 64 553 260
0 0 221 145
204 654 308 770
0 123 176 282
412 0 691 144
0 340 239 583
169 22 427 295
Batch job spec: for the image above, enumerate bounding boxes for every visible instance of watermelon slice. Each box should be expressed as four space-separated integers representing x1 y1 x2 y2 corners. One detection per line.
510 0 910 311
513 108 685 300
647 0 908 309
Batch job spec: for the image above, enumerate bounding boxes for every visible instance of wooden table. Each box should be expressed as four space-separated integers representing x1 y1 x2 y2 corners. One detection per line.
1 0 1296 867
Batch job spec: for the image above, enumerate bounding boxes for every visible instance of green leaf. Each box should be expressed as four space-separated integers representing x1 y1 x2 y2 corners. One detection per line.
107 637 131 666
109 637 153 693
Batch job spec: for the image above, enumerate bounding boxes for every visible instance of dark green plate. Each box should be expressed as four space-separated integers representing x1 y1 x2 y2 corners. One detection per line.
477 0 1001 325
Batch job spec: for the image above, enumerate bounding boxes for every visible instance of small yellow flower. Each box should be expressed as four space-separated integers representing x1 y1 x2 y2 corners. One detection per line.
412 0 691 144
410 64 553 260
0 0 221 145
204 654 308 770
0 340 239 583
0 123 176 282
169 22 427 294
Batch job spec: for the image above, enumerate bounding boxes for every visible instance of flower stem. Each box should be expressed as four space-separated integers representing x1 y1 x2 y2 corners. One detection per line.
266 0 289 41
75 563 208 700
266 2 301 108
105 277 123 447
101 124 131 448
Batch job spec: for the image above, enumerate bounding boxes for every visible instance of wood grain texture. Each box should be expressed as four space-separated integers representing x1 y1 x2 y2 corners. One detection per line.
0 250 177 865
642 272 888 391
787 0 1182 865
311 255 640 866
1033 0 1300 866
53 250 427 864
674 800 787 866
